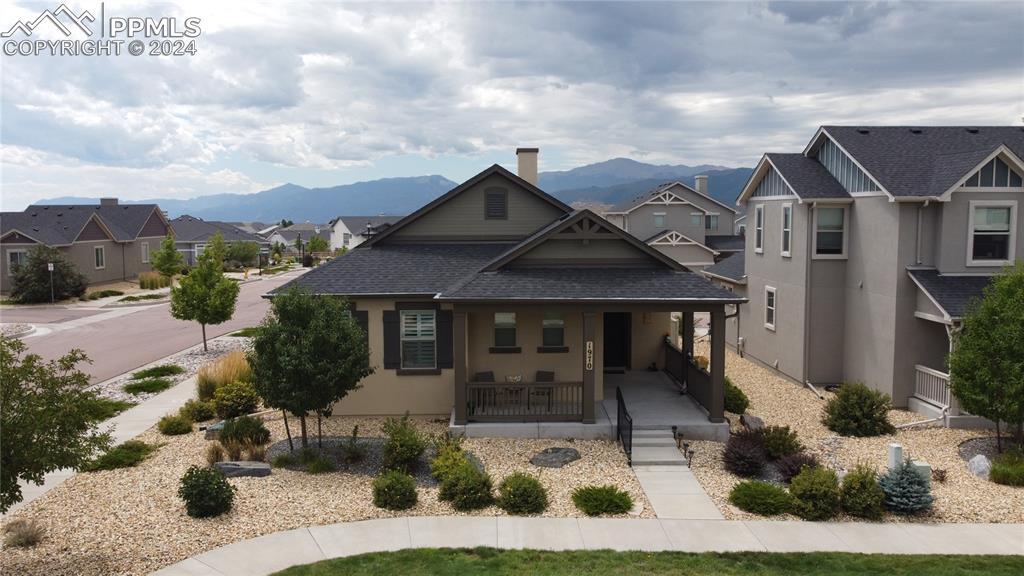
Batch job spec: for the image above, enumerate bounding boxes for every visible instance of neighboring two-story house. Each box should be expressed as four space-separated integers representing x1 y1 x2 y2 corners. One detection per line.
266 223 332 254
710 126 1023 426
603 176 743 269
328 215 402 251
1 198 171 293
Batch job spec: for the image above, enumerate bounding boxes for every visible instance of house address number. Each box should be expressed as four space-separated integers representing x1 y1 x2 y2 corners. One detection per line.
585 341 594 371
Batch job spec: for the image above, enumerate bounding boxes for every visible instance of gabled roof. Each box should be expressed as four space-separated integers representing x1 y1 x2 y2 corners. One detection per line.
271 223 331 243
907 269 992 322
0 203 164 246
332 215 403 234
644 230 719 256
171 216 270 244
704 235 745 252
702 252 746 285
607 181 737 214
365 164 571 246
814 126 1024 198
737 153 850 205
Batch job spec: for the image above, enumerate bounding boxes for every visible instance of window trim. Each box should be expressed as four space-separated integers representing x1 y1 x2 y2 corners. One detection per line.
141 241 150 263
811 205 849 260
94 245 106 269
754 204 764 254
780 203 793 258
653 212 666 229
491 312 519 352
764 285 776 331
399 309 437 370
704 213 719 231
541 311 565 349
6 249 27 275
966 200 1017 267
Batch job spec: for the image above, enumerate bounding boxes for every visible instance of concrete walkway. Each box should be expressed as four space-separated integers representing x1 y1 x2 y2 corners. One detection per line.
631 430 723 520
152 517 1024 575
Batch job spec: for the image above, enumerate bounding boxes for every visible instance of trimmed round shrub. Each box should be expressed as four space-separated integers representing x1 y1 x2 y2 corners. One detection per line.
431 443 469 483
218 415 271 446
879 459 934 514
789 466 840 520
823 382 895 437
724 377 749 415
180 399 216 422
497 473 548 515
439 461 494 511
158 413 193 435
213 380 260 419
761 425 803 460
774 452 821 484
373 470 418 510
723 429 767 478
382 414 427 472
841 464 886 520
571 485 633 516
177 465 236 518
728 480 793 516
990 452 1024 487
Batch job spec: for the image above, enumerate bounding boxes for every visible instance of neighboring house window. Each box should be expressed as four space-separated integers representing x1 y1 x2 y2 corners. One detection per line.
780 204 792 257
485 187 508 220
704 214 719 230
7 250 27 275
494 312 517 347
738 224 747 235
343 233 352 247
968 201 1017 265
141 242 150 263
94 246 105 269
764 286 777 331
542 312 564 347
653 213 666 228
690 213 703 227
400 310 436 369
754 205 764 253
963 156 1024 188
196 244 206 257
814 206 847 257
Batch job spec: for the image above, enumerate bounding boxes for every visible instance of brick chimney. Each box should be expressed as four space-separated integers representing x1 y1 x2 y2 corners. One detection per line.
516 148 539 186
694 175 708 196
100 198 118 206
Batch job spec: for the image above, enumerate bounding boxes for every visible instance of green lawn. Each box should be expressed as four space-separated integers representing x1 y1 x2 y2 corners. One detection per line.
272 549 1022 576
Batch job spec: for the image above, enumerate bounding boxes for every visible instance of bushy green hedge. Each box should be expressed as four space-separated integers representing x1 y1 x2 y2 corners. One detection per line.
840 464 885 520
879 459 933 514
382 414 426 472
728 480 793 516
373 470 418 510
497 473 548 515
789 466 840 520
178 465 236 518
724 377 750 415
823 382 895 437
180 399 216 422
84 440 157 472
213 380 260 419
439 461 494 511
158 414 193 435
571 485 633 516
990 452 1024 487
761 425 803 460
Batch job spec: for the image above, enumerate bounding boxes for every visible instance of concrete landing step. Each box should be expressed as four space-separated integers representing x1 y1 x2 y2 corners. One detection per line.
630 446 687 467
633 439 677 447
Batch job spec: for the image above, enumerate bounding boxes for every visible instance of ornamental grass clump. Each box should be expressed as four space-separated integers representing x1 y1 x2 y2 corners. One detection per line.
373 470 418 511
879 459 934 514
823 381 895 437
197 350 252 400
3 519 45 548
571 485 633 516
728 480 793 516
840 464 886 520
218 415 270 446
722 429 767 477
497 473 548 515
789 466 841 521
990 451 1024 487
178 465 236 518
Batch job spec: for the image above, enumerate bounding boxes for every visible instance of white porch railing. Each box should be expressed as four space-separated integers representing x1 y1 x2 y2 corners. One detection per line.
914 364 959 415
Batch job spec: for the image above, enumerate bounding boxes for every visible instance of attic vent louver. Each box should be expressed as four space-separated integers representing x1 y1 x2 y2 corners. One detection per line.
966 127 979 134
857 128 870 134
910 128 923 134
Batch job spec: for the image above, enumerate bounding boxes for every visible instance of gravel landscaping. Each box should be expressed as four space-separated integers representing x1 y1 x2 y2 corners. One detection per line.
689 341 1024 523
0 414 646 576
0 322 33 338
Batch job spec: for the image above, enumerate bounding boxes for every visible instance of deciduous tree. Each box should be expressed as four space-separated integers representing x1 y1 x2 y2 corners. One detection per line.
170 232 240 351
151 235 184 282
306 235 328 254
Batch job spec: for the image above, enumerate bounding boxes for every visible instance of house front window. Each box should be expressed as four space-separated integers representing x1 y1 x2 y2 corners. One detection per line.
690 213 703 227
7 250 27 275
494 312 517 347
814 206 846 257
968 202 1016 265
754 204 764 253
94 246 105 269
400 310 436 369
653 213 665 228
542 312 564 347
141 242 150 263
705 214 719 230
781 204 792 257
764 286 776 331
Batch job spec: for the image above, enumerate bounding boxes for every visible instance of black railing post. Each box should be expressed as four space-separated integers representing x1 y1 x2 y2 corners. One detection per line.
616 386 633 467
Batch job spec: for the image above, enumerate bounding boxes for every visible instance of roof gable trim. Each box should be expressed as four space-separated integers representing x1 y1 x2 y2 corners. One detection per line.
809 128 893 200
940 144 1024 201
737 156 798 204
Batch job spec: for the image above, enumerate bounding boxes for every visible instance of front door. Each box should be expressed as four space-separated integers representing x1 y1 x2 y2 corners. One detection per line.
603 312 631 372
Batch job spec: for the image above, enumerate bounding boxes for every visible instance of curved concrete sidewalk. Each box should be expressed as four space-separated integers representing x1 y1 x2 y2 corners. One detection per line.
152 516 1024 575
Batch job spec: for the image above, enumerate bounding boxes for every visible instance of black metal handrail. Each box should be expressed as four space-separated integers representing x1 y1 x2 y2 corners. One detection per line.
615 386 633 466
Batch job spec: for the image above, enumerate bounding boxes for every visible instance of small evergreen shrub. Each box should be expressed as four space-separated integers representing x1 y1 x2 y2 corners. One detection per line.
271 453 295 468
789 466 841 520
218 415 270 446
775 452 821 484
723 429 767 477
728 480 793 516
990 452 1024 487
213 380 260 418
205 442 226 466
382 414 427 472
761 425 803 460
86 289 124 300
497 473 548 515
132 364 184 379
879 459 934 514
572 485 633 516
341 425 367 464
178 465 236 518
123 377 172 395
431 440 469 483
158 414 193 435
85 397 135 421
180 399 216 422
439 461 494 511
823 382 895 437
83 440 157 471
373 470 418 510
3 519 45 548
840 464 886 520
724 377 749 414
305 455 336 474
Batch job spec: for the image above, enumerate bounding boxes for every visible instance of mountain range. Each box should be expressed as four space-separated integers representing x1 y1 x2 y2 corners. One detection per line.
38 158 752 222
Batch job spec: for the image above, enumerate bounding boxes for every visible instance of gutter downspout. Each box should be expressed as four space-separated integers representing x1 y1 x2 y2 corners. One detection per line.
803 202 817 397
915 200 929 265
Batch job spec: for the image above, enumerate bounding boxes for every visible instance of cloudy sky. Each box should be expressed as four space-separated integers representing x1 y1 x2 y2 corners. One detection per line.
1 0 1022 210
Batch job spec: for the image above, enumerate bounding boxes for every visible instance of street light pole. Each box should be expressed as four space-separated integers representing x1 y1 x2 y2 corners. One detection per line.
47 261 54 303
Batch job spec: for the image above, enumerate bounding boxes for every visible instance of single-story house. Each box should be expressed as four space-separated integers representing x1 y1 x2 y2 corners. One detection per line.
170 215 271 266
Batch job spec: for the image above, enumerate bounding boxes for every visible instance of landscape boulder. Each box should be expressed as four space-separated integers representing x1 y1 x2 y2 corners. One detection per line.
530 447 581 468
740 414 764 432
967 454 991 479
214 461 272 478
204 420 225 440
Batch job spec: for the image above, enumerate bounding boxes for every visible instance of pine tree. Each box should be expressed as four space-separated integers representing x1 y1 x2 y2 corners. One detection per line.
879 459 934 514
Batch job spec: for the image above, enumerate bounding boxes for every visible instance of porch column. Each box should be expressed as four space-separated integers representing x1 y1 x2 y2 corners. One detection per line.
709 307 726 423
682 311 694 357
582 311 596 423
453 311 468 425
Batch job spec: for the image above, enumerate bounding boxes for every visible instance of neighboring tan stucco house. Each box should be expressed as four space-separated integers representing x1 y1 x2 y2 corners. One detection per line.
1 198 171 293
328 215 402 251
603 177 743 269
709 126 1024 426
273 149 745 439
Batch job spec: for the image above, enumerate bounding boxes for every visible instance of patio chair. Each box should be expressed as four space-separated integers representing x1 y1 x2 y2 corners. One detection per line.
530 370 555 413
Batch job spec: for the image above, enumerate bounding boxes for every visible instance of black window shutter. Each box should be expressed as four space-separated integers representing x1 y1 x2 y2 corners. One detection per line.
354 310 369 346
383 310 400 369
436 310 453 369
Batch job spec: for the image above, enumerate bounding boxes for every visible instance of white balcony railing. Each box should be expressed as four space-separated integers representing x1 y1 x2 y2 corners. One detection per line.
914 365 959 415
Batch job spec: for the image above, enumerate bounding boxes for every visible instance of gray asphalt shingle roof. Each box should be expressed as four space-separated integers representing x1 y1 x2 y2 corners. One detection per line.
702 253 745 284
171 216 269 244
704 235 745 252
609 181 737 213
908 269 992 320
334 216 402 233
766 153 851 199
824 126 1024 198
1 203 161 245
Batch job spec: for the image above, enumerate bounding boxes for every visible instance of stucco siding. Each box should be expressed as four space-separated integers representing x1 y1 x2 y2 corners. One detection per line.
627 204 707 243
807 259 846 384
652 243 716 268
513 237 655 264
936 189 1024 274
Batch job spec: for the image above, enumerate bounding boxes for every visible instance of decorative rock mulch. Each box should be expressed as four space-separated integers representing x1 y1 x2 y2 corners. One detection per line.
0 322 33 338
688 341 1024 524
1 415 647 576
